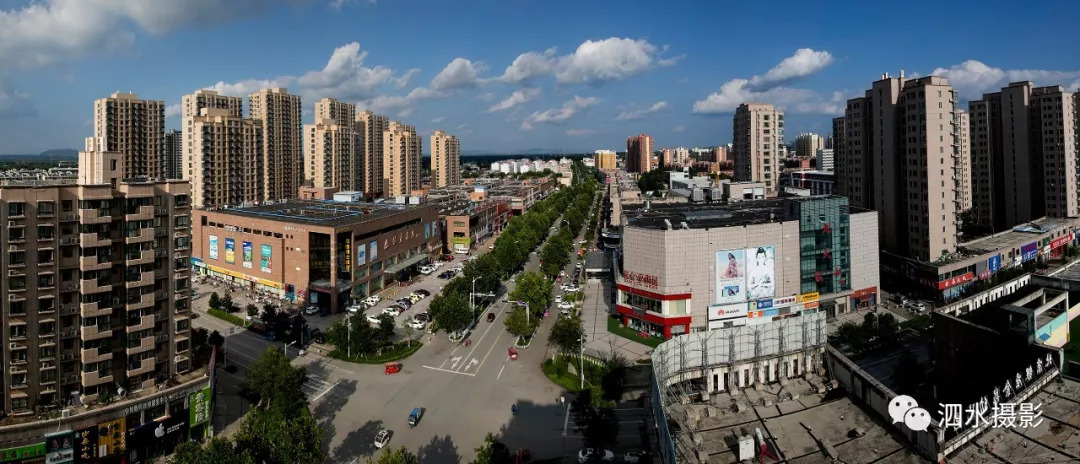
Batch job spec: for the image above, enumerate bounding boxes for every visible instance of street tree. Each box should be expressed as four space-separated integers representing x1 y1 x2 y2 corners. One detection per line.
402 322 418 348
376 313 396 346
549 316 584 355
221 293 235 312
469 433 514 464
876 312 899 343
429 292 472 335
510 272 550 315
464 253 503 293
234 408 326 464
247 348 308 416
208 330 225 349
172 437 254 464
208 292 220 310
504 307 532 339
245 304 259 319
572 390 620 451
367 446 420 464
326 317 376 357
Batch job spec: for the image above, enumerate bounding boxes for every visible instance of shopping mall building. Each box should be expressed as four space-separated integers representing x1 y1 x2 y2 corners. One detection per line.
615 196 880 338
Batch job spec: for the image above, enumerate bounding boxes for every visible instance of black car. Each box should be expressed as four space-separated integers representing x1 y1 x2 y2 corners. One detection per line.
396 299 413 309
438 271 452 279
415 289 431 297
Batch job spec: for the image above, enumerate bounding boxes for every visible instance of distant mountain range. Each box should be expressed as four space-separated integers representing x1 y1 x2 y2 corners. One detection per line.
0 149 79 161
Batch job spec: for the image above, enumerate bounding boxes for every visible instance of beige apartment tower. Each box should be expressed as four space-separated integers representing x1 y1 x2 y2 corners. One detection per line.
249 88 303 202
357 111 391 197
305 117 361 191
430 130 461 188
956 109 972 212
0 141 193 415
383 122 422 197
626 134 654 173
184 107 264 208
836 73 959 262
732 103 784 193
594 150 617 170
968 82 1078 233
794 133 825 158
181 89 243 119
93 92 165 179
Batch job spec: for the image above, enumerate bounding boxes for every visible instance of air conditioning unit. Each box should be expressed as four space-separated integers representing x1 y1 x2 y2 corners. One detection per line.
8 270 19 276
174 355 184 362
8 245 18 251
7 221 15 227
67 214 76 221
112 297 120 306
8 343 17 350
60 409 70 418
9 366 19 373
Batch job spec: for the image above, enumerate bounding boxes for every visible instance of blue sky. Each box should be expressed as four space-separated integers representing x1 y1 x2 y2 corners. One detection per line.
1 0 1079 155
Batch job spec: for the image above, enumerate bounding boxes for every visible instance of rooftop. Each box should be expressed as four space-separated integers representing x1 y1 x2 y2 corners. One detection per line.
623 198 793 230
961 217 1074 254
204 199 419 228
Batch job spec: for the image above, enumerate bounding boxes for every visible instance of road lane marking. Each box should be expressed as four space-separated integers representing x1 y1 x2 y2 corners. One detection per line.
310 380 339 403
474 323 508 374
497 365 505 380
421 365 476 376
465 358 478 371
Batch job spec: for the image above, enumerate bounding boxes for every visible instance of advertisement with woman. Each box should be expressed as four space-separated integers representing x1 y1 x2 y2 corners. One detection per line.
745 246 775 300
714 249 745 304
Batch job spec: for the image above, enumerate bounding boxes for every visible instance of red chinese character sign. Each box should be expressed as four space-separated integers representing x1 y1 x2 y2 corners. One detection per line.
622 271 658 289
822 223 831 234
815 271 823 283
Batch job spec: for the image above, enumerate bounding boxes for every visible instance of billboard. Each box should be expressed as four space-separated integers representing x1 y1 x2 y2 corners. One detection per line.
189 387 212 427
208 235 219 260
745 246 776 300
45 430 74 464
1022 242 1038 262
260 244 272 274
96 417 126 457
708 303 748 321
357 242 367 267
73 426 98 462
369 240 378 261
224 238 235 264
344 237 352 270
988 255 1001 274
242 241 253 269
714 249 746 304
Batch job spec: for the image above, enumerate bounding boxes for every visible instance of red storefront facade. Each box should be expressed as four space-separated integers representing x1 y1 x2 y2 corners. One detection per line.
615 283 693 339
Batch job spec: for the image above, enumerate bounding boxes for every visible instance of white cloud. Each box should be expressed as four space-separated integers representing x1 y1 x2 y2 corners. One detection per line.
615 101 667 121
430 58 487 91
566 129 594 136
499 38 679 86
0 0 284 68
693 49 838 115
295 42 394 100
207 77 296 97
930 60 1080 100
0 87 34 118
328 0 375 10
391 68 420 89
488 88 541 113
432 116 445 124
477 93 495 102
164 104 181 118
521 95 598 131
358 57 486 116
456 123 468 131
673 125 685 133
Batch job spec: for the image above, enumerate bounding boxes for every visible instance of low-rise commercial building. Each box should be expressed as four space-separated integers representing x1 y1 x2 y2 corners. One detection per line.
781 170 835 197
191 200 441 312
440 200 511 254
616 196 879 338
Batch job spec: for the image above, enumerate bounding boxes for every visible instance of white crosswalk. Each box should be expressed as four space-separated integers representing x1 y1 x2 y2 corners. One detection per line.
302 373 339 404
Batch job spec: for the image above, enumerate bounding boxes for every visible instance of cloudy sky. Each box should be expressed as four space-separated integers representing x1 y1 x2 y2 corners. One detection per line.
1 0 1078 154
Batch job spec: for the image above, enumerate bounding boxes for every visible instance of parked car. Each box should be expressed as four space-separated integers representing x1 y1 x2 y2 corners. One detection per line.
347 305 365 314
396 299 413 309
450 265 463 273
364 296 381 306
442 254 454 261
365 314 381 324
374 429 391 449
419 266 435 275
623 451 645 463
577 448 614 463
554 295 563 304
415 289 431 297
409 294 422 304
408 319 426 330
413 312 430 323
303 305 320 316
562 284 581 293
383 306 403 317
558 301 575 311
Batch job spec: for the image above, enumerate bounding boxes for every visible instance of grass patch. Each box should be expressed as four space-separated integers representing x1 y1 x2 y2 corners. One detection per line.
329 341 423 364
607 316 663 348
207 308 247 327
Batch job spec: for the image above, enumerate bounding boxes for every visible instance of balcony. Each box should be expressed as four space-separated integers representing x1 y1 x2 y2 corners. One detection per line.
80 369 114 387
79 278 111 294
124 228 154 244
79 300 112 318
80 346 113 364
127 293 154 310
126 357 155 377
126 314 155 332
78 208 111 224
126 336 154 355
79 233 111 248
79 255 111 271
125 205 154 221
124 271 154 289
125 249 154 266
80 324 112 340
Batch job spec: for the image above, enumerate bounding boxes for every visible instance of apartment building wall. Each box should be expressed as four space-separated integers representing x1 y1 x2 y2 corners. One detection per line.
1032 86 1077 219
93 93 165 179
249 88 303 202
164 130 182 180
357 111 390 197
383 122 421 197
956 109 972 212
794 133 825 158
732 104 784 193
181 89 243 119
430 130 461 188
305 117 360 191
313 99 361 192
594 151 617 170
0 176 193 415
626 134 654 173
185 108 264 208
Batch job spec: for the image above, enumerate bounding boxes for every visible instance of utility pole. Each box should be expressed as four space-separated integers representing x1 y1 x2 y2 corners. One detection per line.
580 335 587 389
346 312 352 359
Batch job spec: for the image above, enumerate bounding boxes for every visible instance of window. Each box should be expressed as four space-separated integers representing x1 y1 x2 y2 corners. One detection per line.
8 202 25 217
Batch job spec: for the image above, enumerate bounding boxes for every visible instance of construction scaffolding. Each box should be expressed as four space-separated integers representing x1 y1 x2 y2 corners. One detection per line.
650 312 827 464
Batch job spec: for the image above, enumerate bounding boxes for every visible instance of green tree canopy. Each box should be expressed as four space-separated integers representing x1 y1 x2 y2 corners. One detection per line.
171 437 255 464
247 348 308 416
469 433 514 464
504 307 532 338
429 291 472 334
510 272 551 315
549 316 584 354
234 408 326 464
368 446 420 464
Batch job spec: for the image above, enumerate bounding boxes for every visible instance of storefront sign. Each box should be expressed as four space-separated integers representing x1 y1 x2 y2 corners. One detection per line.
754 299 773 310
803 301 820 309
622 271 658 289
762 308 779 317
122 389 198 417
937 272 974 291
0 443 45 463
73 426 97 462
708 303 748 321
988 255 1001 274
96 417 126 457
44 430 73 464
1051 234 1072 249
1022 242 1038 262
356 243 367 267
852 287 877 299
189 387 212 427
796 292 819 304
344 237 352 270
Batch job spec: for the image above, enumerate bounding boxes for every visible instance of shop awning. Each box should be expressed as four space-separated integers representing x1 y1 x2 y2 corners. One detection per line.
382 253 429 275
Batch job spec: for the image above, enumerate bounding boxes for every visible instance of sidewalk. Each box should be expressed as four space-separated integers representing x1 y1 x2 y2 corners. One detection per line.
578 277 653 362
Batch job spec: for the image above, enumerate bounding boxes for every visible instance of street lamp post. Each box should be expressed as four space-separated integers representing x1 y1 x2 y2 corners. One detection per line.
284 340 295 356
514 300 530 325
579 335 587 389
345 312 352 359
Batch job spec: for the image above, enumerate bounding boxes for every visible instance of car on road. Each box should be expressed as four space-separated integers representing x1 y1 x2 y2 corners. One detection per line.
487 312 496 322
438 270 453 279
554 295 563 304
562 284 581 293
558 301 575 311
442 254 454 261
366 314 382 325
408 319 426 330
623 451 645 463
904 300 928 313
408 407 424 427
383 306 403 317
450 265 463 273
303 305 320 316
374 429 391 449
577 448 614 463
347 304 365 314
419 266 435 275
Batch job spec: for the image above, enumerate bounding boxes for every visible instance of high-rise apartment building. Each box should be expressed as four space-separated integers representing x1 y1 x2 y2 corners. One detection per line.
626 134 654 173
713 145 729 163
732 103 784 193
660 148 674 167
968 82 1078 232
93 92 165 179
164 129 182 180
305 116 361 192
955 109 972 212
357 111 391 197
836 73 959 261
383 122 421 197
430 130 461 188
594 150 617 170
794 133 825 158
249 88 303 202
181 89 243 119
816 148 834 171
0 137 192 414
185 107 264 208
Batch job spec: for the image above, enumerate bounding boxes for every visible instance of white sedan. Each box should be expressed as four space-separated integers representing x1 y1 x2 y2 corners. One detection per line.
562 285 581 293
577 448 614 463
382 306 402 317
365 314 381 325
558 301 575 310
374 429 391 449
408 319 426 330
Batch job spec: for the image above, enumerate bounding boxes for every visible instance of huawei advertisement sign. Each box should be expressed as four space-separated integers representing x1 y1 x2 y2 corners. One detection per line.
709 303 748 321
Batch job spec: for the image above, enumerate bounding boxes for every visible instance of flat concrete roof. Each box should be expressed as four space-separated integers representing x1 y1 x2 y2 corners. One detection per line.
206 199 418 228
961 217 1074 254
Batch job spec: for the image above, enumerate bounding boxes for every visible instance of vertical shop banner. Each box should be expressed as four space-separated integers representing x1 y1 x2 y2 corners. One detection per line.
224 238 235 264
45 430 74 464
714 249 746 304
189 387 212 427
242 241 253 269
208 235 219 260
369 240 378 261
73 426 98 462
745 246 776 300
988 255 1001 274
260 244 272 273
425 223 431 240
1022 242 1038 262
344 237 352 270
96 417 126 458
356 242 367 267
